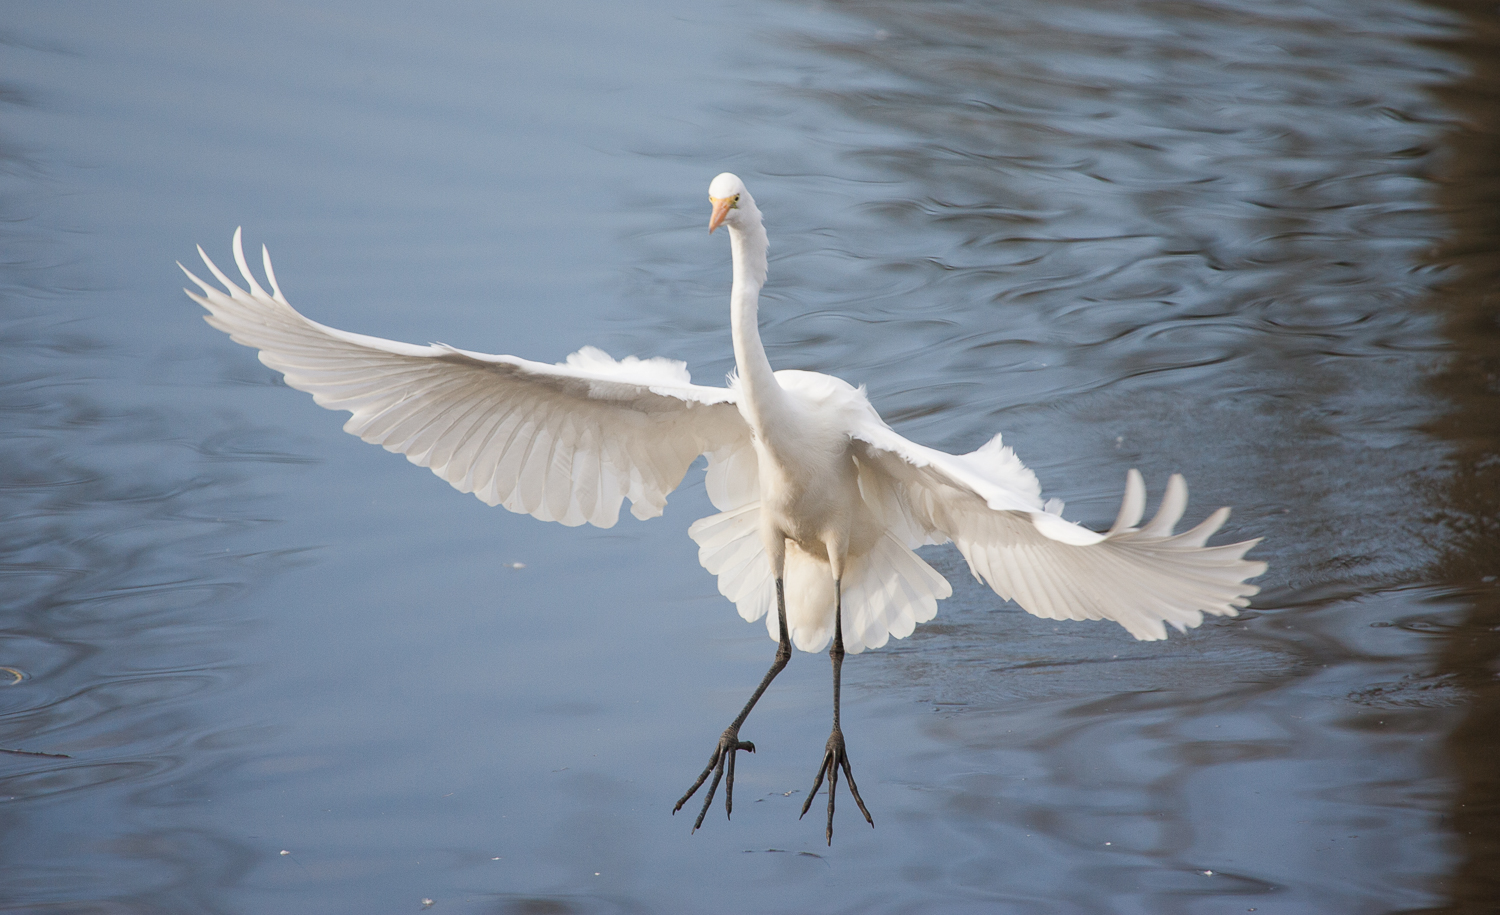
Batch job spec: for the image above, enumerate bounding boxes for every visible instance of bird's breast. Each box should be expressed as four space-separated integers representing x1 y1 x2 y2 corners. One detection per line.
752 434 863 552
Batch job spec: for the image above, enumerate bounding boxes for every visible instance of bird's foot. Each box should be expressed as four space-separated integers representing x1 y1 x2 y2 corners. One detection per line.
673 726 756 832
799 726 873 845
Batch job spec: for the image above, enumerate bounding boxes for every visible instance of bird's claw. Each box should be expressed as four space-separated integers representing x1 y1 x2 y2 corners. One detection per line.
674 727 755 831
799 726 873 845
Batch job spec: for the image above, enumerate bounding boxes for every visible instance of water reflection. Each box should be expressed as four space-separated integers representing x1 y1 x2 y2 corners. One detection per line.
1415 2 1500 910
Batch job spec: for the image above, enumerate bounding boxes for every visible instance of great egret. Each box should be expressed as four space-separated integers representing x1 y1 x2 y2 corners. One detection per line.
182 173 1265 844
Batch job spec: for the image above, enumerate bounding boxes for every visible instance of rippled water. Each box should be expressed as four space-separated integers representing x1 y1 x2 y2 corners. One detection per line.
3 1 1498 912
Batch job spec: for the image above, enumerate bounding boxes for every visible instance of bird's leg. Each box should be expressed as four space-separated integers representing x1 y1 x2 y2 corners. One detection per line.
675 577 792 831
800 579 873 844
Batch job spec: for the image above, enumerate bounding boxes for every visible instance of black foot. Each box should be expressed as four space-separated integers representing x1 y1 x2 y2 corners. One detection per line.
799 727 874 845
673 727 756 831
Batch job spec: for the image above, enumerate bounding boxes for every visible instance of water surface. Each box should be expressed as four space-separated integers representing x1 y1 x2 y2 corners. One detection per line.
2 1 1498 912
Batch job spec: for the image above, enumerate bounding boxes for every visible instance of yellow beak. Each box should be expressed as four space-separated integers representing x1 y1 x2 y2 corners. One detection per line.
709 196 733 234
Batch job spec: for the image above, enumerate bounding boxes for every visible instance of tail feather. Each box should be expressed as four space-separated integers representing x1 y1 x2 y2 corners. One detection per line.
689 505 953 654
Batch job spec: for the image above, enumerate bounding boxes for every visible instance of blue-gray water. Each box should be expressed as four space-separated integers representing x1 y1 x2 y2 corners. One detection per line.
3 1 1498 912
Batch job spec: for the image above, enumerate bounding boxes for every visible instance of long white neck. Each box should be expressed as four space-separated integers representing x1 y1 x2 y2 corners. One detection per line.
726 203 788 436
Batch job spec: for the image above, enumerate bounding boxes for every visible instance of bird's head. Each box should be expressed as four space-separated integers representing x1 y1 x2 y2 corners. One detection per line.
708 172 753 233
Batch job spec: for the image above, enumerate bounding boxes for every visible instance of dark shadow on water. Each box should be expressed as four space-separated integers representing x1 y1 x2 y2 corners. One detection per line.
1411 1 1500 910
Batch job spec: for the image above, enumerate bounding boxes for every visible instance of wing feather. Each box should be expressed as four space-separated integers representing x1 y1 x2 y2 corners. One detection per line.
851 421 1265 641
185 230 748 528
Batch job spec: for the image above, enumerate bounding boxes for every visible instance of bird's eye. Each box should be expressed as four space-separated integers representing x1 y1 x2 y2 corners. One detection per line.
731 195 740 208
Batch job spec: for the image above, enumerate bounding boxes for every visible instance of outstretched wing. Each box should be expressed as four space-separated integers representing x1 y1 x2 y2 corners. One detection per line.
852 420 1266 641
184 229 749 528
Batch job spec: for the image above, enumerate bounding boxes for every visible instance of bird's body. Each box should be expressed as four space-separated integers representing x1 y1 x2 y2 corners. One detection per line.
712 177 942 652
745 371 882 645
182 173 1265 843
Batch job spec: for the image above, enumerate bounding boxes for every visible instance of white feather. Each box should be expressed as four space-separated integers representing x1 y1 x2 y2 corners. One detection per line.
187 206 1264 652
182 229 746 530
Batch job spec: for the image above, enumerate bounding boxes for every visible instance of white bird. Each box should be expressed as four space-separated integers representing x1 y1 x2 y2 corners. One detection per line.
182 173 1265 844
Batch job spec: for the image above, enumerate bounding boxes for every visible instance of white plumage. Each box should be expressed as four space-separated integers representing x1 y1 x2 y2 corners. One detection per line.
182 173 1265 840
